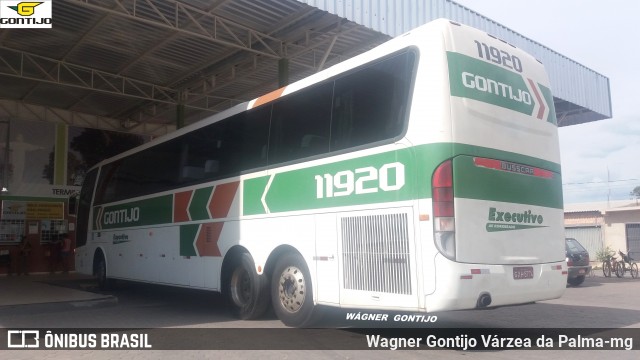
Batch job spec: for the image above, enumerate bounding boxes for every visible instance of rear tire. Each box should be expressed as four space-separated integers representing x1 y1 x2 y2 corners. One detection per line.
225 253 270 320
631 263 639 279
271 253 315 327
567 275 585 286
95 255 111 290
602 261 611 277
615 263 624 278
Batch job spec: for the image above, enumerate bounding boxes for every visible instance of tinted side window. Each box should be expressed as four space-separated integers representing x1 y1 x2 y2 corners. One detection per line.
95 139 182 204
118 139 182 199
94 160 120 205
268 82 333 164
177 105 271 184
224 106 271 174
331 51 415 151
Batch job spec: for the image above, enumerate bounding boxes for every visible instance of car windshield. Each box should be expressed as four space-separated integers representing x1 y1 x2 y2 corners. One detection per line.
566 238 587 253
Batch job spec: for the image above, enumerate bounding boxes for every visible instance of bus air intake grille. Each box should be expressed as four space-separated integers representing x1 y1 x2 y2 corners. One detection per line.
341 213 412 295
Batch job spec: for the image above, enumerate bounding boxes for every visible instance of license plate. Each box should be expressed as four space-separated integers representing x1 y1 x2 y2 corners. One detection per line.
513 266 534 280
578 269 585 274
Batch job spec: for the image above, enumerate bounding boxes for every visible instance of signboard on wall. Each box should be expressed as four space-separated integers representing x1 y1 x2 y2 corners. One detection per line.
1 200 64 220
1 200 26 220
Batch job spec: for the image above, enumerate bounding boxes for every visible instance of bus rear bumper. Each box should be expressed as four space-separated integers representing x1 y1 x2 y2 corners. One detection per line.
425 255 567 312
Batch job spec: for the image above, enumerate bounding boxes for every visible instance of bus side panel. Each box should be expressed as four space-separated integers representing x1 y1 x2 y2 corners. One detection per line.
74 243 97 276
228 214 318 290
314 213 340 305
155 226 191 286
97 229 153 281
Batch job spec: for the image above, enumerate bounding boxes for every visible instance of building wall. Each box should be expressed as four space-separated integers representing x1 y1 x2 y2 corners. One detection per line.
0 119 149 275
564 211 604 259
565 205 640 262
604 209 640 254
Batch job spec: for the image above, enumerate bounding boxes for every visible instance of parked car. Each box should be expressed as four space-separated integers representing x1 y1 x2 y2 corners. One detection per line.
565 238 592 286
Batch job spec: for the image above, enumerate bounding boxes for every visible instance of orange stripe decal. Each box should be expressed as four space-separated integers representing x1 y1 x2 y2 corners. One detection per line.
251 87 286 108
196 223 224 257
209 181 240 219
174 190 193 222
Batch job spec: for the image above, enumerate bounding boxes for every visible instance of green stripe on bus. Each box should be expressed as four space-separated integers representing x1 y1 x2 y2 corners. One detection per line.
91 144 562 226
180 224 199 256
264 150 416 213
94 195 173 230
243 176 271 216
190 187 213 220
242 143 562 215
448 52 539 117
538 84 558 125
453 155 563 209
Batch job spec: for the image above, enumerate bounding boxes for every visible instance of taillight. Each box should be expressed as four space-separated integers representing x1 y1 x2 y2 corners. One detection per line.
433 160 455 260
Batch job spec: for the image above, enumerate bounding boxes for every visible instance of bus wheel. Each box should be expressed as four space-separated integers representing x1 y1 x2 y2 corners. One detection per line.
226 253 269 320
95 255 110 290
271 253 315 327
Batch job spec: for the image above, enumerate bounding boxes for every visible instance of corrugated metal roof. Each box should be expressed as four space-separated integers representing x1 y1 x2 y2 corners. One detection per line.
0 0 610 133
299 0 612 126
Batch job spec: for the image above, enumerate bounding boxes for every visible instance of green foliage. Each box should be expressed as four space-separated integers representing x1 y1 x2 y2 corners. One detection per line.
595 246 614 262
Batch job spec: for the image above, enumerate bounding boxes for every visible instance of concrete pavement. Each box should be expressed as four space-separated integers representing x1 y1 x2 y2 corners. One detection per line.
0 272 116 309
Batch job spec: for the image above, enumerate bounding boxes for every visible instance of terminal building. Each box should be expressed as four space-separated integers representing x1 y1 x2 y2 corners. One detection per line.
0 0 612 274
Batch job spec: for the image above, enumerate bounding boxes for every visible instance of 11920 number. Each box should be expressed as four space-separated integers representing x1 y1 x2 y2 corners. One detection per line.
474 40 523 73
315 162 405 199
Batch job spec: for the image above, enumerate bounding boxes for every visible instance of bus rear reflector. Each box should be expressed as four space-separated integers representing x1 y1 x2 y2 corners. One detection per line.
473 157 553 179
433 160 453 217
433 160 455 260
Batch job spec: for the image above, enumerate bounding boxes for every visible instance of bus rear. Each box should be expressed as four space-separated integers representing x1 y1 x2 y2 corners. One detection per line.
425 21 566 311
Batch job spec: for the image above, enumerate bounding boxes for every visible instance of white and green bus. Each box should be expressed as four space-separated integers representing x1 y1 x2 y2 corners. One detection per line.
75 19 566 327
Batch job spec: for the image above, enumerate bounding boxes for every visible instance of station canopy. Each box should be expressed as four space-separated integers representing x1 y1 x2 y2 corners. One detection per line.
0 0 611 136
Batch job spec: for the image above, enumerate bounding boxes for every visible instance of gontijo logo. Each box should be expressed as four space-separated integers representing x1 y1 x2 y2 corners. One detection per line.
0 0 52 28
9 1 41 15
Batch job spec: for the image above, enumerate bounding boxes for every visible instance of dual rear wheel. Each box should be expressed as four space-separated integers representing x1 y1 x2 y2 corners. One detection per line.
225 252 315 327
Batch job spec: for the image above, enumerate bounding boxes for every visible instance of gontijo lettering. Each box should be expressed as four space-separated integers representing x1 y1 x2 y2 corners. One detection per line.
103 207 140 225
462 72 532 105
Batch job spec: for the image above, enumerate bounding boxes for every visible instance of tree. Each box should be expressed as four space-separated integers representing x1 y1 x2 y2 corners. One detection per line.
70 128 145 170
42 129 146 186
632 186 640 198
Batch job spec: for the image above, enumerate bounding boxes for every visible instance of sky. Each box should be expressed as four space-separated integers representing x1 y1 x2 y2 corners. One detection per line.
453 0 640 205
